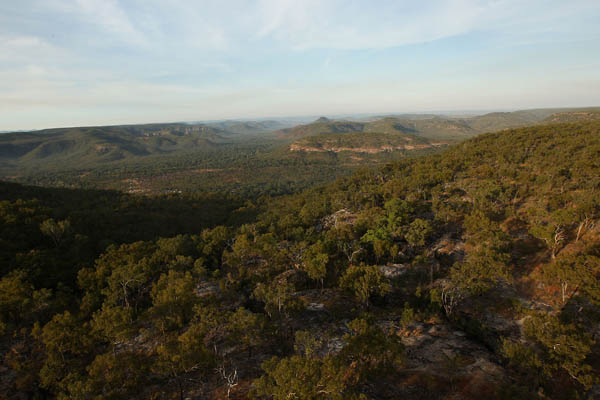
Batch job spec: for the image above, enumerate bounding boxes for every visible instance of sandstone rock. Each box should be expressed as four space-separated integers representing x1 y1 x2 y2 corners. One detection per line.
378 264 409 279
195 282 220 297
306 302 325 311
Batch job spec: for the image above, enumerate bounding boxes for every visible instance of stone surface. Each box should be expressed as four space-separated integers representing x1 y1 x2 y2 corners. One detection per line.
378 264 409 279
306 302 325 311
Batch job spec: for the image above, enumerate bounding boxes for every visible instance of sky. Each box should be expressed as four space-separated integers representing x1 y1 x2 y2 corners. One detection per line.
1 0 600 130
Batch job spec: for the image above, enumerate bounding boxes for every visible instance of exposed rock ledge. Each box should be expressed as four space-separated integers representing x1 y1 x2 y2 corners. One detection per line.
289 143 443 153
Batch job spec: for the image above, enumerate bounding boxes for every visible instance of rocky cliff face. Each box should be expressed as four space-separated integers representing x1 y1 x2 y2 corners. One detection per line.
289 142 442 153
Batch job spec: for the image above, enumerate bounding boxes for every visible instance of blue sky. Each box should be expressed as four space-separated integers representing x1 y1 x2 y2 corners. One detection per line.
1 0 599 130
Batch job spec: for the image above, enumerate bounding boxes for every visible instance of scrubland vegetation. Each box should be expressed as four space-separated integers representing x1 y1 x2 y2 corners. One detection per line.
2 119 600 399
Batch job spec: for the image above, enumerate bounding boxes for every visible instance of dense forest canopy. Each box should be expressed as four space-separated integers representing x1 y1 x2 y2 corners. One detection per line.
1 120 600 399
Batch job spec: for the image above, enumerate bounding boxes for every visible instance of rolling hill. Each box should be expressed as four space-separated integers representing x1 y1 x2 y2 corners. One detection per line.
276 113 494 143
371 117 475 140
543 109 600 123
461 107 600 132
205 120 290 135
276 117 365 139
280 117 459 154
0 123 228 171
282 107 600 146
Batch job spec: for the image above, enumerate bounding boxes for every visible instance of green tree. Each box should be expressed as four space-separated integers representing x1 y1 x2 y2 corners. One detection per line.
340 265 390 307
542 254 600 305
521 314 597 389
253 355 348 400
450 247 511 296
303 242 329 289
0 270 50 329
252 279 303 318
39 218 71 248
383 198 414 236
37 312 94 395
227 307 266 358
294 330 323 359
528 207 570 259
90 304 137 347
338 318 404 383
153 322 215 400
85 351 152 399
572 190 599 242
404 218 433 247
501 338 545 389
360 227 392 263
440 246 511 317
150 270 198 333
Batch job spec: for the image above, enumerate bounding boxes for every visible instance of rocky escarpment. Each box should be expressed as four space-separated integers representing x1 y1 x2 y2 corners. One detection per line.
289 142 444 153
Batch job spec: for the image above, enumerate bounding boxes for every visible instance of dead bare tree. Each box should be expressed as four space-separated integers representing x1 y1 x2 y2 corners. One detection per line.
341 241 362 265
576 215 595 242
216 364 238 398
441 285 462 317
551 225 565 259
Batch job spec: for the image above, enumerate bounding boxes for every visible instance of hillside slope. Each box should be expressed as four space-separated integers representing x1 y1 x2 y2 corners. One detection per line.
2 121 599 399
281 116 470 151
277 118 365 139
206 120 290 134
277 116 469 141
543 109 600 123
0 123 227 170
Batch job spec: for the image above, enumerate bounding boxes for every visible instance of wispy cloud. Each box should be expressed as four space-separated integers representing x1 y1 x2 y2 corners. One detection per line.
250 0 600 50
253 0 484 50
43 0 147 46
14 0 599 53
0 0 599 129
0 35 65 62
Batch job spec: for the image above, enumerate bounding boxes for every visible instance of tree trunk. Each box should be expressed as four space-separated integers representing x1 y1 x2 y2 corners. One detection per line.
576 221 584 242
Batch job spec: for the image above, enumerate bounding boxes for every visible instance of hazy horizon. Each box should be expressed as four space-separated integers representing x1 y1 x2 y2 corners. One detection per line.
4 105 600 133
2 0 599 130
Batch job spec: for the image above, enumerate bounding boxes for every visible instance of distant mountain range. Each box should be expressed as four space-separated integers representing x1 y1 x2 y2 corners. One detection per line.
279 107 600 153
205 120 291 134
1 107 599 178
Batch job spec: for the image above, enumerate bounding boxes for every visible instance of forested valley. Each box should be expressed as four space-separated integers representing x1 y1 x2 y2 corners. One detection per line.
2 120 600 399
4 109 598 198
